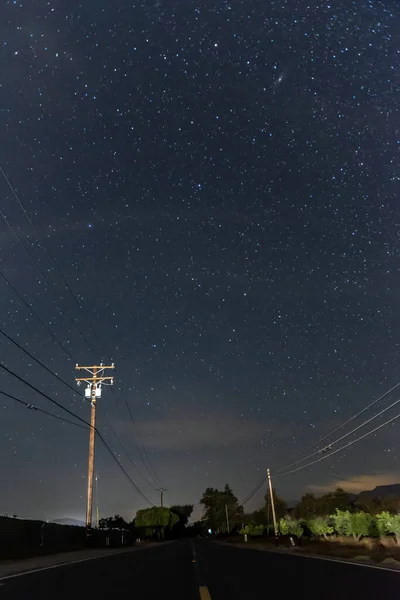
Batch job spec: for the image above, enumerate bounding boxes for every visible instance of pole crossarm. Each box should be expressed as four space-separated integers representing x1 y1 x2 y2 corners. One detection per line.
75 364 115 371
75 376 114 382
75 363 115 378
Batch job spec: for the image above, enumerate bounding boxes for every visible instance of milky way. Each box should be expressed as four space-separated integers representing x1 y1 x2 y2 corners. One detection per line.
0 0 399 520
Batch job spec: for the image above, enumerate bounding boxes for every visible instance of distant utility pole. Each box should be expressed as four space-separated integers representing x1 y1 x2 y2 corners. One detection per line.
267 468 279 546
157 488 167 507
225 504 230 534
95 473 99 529
75 363 115 531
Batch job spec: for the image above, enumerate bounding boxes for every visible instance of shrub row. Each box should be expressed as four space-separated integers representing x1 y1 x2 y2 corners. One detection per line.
278 510 400 544
239 510 400 545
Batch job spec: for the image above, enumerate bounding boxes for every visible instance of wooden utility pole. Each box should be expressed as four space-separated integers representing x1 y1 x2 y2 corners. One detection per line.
225 504 230 534
267 468 279 545
95 473 99 529
75 363 115 531
157 488 167 507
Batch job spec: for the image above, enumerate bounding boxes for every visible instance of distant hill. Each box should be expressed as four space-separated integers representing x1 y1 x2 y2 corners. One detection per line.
357 484 400 499
50 518 85 527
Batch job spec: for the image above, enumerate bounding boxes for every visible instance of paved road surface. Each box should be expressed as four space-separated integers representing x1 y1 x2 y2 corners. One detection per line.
0 539 398 599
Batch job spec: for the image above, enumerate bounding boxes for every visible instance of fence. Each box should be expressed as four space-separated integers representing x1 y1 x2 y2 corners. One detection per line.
0 517 134 559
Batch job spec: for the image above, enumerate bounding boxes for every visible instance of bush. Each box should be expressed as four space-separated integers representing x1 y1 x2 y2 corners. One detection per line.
279 515 303 538
376 512 400 545
308 516 334 540
239 524 264 536
331 509 375 541
331 509 352 537
351 512 375 541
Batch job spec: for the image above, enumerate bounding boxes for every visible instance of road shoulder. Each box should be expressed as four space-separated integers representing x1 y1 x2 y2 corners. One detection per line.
0 543 162 580
213 540 400 573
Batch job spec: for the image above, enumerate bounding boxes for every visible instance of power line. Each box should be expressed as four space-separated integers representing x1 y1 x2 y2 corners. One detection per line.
0 209 97 358
100 408 158 490
0 165 109 360
240 472 268 507
0 390 88 430
0 268 74 361
278 380 400 472
121 392 163 487
278 409 400 478
0 325 157 496
277 392 400 474
0 169 158 491
0 326 82 399
3 272 161 500
101 439 154 506
0 361 154 505
0 361 90 428
1 166 162 499
239 386 400 505
1 166 164 492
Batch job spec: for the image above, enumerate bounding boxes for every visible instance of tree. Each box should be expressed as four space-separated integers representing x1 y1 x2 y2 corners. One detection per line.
200 487 222 532
169 505 194 538
294 487 352 518
355 495 400 515
308 516 334 540
279 515 303 538
223 484 243 531
187 520 207 537
330 509 352 537
135 507 179 540
376 512 400 545
328 488 352 512
99 514 128 529
293 494 318 520
200 485 242 533
265 488 287 520
350 511 375 541
249 509 268 526
331 509 373 541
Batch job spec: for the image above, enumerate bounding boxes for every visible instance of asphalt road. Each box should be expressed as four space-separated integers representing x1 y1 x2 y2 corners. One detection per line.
0 539 398 599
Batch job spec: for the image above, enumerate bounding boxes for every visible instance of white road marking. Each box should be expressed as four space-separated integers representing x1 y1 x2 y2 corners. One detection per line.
0 548 137 582
285 550 400 573
219 542 400 574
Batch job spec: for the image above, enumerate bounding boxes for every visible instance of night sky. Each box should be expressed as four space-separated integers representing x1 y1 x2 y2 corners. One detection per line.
0 0 399 523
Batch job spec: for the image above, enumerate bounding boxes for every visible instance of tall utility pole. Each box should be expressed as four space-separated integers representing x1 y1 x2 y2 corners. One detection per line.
225 504 230 534
267 468 279 545
75 363 115 530
157 488 167 507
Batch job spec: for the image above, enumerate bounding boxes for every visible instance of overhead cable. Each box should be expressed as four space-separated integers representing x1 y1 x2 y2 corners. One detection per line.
278 410 400 478
0 361 154 505
0 165 108 359
277 392 400 473
0 268 74 361
277 380 400 473
0 389 88 430
240 472 269 506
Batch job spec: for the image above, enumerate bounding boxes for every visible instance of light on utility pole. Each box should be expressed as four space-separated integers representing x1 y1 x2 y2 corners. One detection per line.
75 363 115 532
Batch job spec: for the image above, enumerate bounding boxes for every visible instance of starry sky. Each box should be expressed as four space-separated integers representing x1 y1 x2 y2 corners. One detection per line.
0 0 399 523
